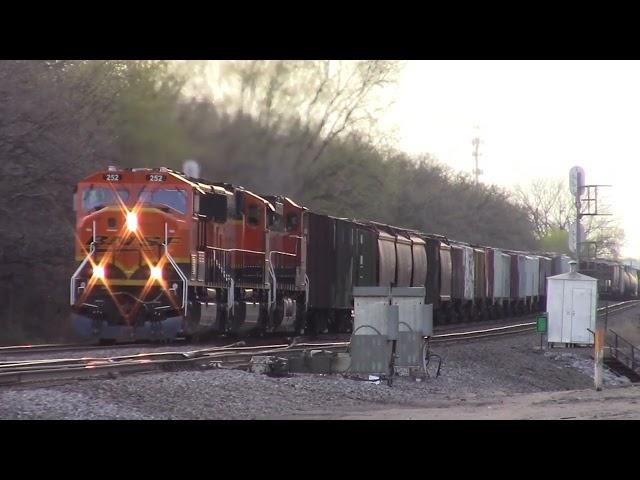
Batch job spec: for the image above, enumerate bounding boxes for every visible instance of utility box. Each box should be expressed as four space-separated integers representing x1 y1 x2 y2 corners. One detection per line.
350 288 399 375
391 288 431 369
351 287 429 375
546 265 597 345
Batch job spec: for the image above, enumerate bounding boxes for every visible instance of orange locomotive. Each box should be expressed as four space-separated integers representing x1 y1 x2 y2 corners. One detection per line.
71 167 308 342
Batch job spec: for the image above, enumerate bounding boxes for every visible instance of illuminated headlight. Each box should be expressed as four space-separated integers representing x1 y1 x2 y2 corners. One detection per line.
126 211 138 232
150 265 163 281
93 265 105 280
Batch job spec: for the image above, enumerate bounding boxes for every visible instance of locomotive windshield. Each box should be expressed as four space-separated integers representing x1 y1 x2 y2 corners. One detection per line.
82 186 129 211
138 187 187 214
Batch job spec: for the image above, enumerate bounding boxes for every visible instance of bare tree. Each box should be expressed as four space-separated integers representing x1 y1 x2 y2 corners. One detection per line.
198 60 402 158
514 178 624 258
513 179 573 238
0 60 177 342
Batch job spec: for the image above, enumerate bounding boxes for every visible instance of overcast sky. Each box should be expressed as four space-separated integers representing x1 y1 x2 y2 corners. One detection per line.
381 60 640 258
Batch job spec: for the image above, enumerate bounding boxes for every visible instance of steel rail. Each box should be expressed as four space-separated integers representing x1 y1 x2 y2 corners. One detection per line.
429 300 640 344
0 341 350 371
3 301 638 357
0 342 349 386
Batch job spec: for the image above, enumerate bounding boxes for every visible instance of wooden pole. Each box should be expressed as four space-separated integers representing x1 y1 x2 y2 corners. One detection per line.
594 329 604 391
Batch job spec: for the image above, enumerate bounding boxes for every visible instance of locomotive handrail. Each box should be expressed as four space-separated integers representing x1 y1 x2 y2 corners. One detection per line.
205 248 235 313
206 246 299 312
206 246 266 314
304 274 309 311
206 246 266 255
164 223 189 315
70 243 95 306
70 221 96 306
267 250 298 310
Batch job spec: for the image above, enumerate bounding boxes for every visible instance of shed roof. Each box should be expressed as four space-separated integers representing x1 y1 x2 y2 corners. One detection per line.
548 271 597 282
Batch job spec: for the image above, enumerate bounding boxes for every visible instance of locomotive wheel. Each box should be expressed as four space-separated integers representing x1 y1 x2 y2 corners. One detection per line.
305 310 318 337
327 312 338 334
294 303 306 335
231 301 247 333
184 300 202 341
306 310 329 337
328 310 351 334
269 304 283 334
259 305 270 333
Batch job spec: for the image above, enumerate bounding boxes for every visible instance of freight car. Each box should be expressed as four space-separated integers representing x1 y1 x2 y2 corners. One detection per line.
70 167 635 342
579 259 639 300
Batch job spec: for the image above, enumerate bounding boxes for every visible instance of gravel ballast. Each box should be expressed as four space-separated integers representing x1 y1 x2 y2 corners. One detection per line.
1 305 638 420
0 332 629 420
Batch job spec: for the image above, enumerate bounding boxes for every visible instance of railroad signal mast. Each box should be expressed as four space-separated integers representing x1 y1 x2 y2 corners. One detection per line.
569 166 612 271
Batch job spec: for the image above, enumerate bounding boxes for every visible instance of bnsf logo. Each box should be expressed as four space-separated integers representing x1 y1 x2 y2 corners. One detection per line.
91 236 181 247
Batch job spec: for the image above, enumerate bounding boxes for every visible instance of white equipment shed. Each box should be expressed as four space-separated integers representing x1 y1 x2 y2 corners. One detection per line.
546 264 598 345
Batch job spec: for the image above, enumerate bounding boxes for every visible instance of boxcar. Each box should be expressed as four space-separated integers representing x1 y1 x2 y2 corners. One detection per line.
508 252 528 314
423 236 452 324
463 245 475 303
488 248 511 317
473 247 488 320
449 243 475 321
449 245 466 322
551 254 571 276
538 256 552 310
527 255 540 312
450 245 464 302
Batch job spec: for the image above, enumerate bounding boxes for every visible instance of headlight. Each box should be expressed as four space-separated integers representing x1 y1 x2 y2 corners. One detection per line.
150 265 163 281
93 265 105 280
126 211 138 232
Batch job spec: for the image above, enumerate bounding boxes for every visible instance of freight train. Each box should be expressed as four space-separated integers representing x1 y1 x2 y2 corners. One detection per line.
70 167 639 342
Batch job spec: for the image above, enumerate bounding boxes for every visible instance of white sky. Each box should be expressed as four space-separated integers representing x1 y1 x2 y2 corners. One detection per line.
381 60 640 258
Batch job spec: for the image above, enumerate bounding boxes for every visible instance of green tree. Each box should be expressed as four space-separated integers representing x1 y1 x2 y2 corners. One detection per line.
538 228 572 255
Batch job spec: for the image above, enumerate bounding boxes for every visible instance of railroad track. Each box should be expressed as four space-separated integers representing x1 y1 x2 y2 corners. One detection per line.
2 300 638 384
0 341 349 386
0 342 164 356
0 333 350 357
430 321 535 344
598 299 640 316
429 300 640 344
